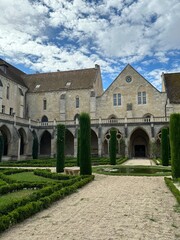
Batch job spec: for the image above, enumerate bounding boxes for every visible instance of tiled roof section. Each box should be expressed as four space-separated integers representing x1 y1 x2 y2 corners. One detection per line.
23 68 98 92
164 73 180 103
0 59 26 87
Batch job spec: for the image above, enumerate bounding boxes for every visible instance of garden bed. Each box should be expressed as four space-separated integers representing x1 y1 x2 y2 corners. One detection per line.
0 168 94 233
0 157 128 167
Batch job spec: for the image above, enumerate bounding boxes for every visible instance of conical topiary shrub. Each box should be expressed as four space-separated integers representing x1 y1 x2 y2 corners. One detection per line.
161 128 169 166
0 135 4 162
170 113 180 178
77 129 80 167
109 128 117 165
79 112 92 175
56 124 65 173
32 136 39 159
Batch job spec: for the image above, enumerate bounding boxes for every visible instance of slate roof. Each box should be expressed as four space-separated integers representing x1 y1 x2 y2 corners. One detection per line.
23 68 98 92
164 73 180 103
0 59 26 87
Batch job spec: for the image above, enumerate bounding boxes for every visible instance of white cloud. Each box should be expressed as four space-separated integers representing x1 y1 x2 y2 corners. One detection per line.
0 0 179 90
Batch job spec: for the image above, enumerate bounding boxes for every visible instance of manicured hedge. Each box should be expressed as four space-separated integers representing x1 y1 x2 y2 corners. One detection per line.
56 124 65 173
0 169 94 233
32 136 39 159
0 135 4 162
110 129 117 165
79 113 92 175
161 128 169 166
170 113 180 178
34 169 73 180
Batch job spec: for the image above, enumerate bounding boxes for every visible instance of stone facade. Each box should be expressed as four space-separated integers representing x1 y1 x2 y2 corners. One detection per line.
0 59 179 160
97 65 167 119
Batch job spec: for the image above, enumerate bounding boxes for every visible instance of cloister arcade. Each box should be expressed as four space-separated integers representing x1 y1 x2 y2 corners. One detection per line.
0 117 170 160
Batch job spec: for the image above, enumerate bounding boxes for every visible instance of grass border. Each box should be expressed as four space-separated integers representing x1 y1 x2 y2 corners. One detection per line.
164 177 180 204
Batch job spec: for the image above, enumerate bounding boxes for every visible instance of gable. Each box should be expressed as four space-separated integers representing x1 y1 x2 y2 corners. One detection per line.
103 64 161 96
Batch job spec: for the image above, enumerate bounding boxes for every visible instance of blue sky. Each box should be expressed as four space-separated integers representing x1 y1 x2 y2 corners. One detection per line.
0 0 180 90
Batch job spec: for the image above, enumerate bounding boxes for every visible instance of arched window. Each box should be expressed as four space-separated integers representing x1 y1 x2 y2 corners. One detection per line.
76 96 79 108
143 113 153 122
41 115 48 122
41 115 48 126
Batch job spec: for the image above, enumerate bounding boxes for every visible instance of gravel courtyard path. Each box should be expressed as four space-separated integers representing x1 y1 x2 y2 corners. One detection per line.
1 174 179 240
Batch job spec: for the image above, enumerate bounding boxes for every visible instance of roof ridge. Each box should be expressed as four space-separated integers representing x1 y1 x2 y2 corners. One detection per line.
26 67 97 77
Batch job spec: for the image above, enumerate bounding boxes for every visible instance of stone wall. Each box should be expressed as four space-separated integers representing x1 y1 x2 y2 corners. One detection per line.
0 75 27 118
96 65 167 119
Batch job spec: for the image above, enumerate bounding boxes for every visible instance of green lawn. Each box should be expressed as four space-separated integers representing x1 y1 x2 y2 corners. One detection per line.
0 189 35 209
7 172 59 183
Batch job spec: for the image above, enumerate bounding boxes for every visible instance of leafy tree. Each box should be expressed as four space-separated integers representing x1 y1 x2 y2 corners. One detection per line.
56 124 65 173
79 113 92 175
170 113 180 178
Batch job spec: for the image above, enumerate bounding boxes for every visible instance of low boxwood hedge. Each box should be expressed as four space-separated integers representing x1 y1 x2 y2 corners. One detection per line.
0 169 94 233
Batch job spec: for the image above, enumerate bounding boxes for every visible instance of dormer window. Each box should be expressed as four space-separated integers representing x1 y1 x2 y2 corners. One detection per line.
19 88 24 96
0 63 8 73
35 85 40 89
66 82 71 87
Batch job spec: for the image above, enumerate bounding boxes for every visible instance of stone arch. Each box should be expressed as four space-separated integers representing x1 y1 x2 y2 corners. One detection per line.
40 130 51 155
153 126 169 158
103 128 123 155
136 84 146 92
108 114 117 119
74 114 80 124
0 125 11 156
129 127 150 158
143 113 153 122
41 115 48 122
91 129 98 156
65 129 74 156
18 128 27 155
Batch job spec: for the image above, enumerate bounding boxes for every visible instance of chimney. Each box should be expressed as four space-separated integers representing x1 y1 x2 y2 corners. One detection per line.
0 61 8 74
95 64 100 69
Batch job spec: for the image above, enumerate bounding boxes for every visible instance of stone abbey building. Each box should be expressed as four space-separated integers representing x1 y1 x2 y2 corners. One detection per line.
0 58 180 160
